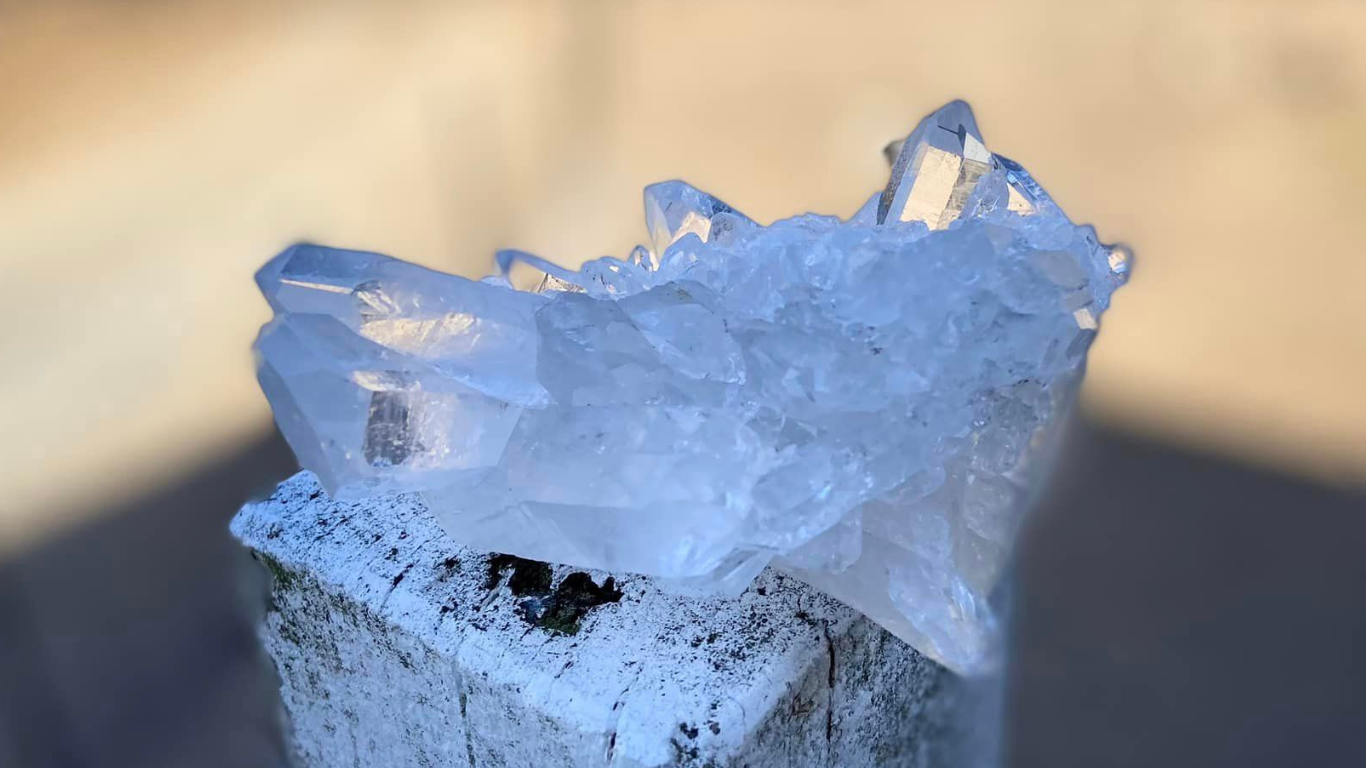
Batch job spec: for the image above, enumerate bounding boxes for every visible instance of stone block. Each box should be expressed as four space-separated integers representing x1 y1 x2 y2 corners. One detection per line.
231 472 946 767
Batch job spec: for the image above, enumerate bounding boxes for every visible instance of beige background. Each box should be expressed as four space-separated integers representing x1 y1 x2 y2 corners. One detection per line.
3 0 1364 552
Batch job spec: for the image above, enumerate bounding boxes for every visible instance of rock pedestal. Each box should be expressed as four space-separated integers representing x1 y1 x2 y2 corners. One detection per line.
232 472 946 767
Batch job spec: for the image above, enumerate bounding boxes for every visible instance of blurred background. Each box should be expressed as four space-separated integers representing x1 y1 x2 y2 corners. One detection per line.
2 1 1364 767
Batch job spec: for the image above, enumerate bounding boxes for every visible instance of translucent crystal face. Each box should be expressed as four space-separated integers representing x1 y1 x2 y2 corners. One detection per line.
253 101 1128 673
643 180 754 263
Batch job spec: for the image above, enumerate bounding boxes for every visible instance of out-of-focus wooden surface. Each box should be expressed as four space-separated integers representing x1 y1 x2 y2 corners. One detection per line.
2 0 1364 550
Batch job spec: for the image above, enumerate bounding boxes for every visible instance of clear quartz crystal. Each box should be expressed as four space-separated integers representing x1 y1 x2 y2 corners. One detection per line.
254 101 1128 673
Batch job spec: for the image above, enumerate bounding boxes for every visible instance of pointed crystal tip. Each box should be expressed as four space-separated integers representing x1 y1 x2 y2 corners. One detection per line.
1106 243 1134 278
878 100 993 230
496 249 587 292
643 180 753 258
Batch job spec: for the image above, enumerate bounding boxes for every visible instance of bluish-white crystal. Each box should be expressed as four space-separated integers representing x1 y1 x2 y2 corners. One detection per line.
253 101 1128 673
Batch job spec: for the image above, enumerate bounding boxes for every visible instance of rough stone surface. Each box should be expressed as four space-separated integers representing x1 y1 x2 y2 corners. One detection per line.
232 472 946 767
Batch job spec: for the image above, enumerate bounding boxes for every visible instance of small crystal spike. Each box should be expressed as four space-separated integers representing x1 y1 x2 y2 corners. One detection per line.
1106 243 1134 277
643 180 754 258
495 249 587 293
628 244 653 269
535 273 587 294
878 100 994 229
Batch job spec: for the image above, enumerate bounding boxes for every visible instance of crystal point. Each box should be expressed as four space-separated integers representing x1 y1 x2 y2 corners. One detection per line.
643 180 754 258
878 100 993 229
496 249 588 293
254 102 1128 674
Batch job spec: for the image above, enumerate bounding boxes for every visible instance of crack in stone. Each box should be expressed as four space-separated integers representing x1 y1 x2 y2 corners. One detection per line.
603 667 643 766
820 619 836 760
458 681 477 768
346 514 413 595
380 563 414 609
311 512 354 542
378 533 442 610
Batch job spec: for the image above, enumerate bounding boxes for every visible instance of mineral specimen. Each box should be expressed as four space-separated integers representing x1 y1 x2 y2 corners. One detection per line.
253 100 1129 673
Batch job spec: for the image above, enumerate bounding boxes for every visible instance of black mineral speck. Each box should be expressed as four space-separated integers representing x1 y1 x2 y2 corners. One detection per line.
485 553 553 595
508 561 553 596
485 555 623 635
535 573 623 635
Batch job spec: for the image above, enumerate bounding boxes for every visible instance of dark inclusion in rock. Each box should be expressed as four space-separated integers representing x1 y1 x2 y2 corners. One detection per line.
489 554 623 636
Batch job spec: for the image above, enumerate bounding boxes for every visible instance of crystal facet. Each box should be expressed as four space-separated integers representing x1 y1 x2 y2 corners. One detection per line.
878 99 993 229
643 180 755 261
254 101 1128 673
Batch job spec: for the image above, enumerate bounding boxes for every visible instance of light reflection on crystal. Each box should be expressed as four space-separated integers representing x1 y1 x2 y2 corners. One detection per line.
253 100 1128 673
535 273 586 294
878 100 994 229
1072 307 1098 330
643 180 754 258
1107 243 1134 276
278 277 352 295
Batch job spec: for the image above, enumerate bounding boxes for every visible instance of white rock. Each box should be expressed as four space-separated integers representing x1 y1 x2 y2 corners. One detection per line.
232 472 947 767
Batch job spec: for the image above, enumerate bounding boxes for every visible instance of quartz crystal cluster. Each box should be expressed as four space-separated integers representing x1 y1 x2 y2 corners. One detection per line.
254 101 1128 673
